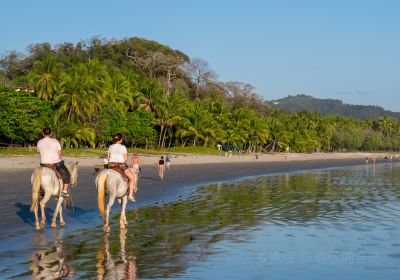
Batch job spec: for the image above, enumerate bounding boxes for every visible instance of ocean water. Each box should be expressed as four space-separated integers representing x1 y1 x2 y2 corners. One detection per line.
3 163 400 279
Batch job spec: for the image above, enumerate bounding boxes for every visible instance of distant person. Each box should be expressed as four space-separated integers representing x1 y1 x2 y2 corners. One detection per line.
365 156 369 164
158 156 165 181
217 144 222 151
165 153 171 170
131 153 141 175
107 133 136 202
37 128 71 197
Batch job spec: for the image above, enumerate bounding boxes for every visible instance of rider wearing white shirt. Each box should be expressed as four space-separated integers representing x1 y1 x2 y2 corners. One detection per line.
107 133 136 202
37 128 71 197
108 143 127 163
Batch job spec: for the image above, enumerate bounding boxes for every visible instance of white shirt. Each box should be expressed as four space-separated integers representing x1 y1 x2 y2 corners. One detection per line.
108 144 127 163
37 137 62 164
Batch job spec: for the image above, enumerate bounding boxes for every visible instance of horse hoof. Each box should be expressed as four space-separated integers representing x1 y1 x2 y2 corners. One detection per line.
60 222 66 226
35 225 42 231
40 221 46 226
51 223 57 228
103 225 110 232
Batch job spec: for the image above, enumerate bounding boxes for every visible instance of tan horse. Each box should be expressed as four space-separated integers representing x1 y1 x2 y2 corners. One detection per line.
31 162 78 230
96 168 137 232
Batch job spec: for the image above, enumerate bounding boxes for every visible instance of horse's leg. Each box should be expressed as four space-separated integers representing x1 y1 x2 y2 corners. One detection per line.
59 203 65 226
40 192 51 227
51 197 64 228
118 198 128 226
120 196 128 229
34 206 41 230
104 194 115 232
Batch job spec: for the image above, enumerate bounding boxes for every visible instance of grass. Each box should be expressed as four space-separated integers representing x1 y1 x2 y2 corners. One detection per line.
0 146 226 157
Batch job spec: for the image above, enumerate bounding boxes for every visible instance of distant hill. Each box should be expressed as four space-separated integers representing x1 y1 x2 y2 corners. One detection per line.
267 95 400 120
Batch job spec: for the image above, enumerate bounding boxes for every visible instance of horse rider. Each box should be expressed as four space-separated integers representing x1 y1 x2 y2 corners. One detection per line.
37 128 71 197
107 133 136 202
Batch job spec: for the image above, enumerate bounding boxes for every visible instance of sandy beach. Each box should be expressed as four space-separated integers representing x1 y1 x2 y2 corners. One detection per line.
0 152 395 278
0 151 382 170
0 152 378 237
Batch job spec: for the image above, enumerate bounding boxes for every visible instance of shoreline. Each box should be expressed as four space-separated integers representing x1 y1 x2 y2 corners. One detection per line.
0 152 386 170
0 155 378 238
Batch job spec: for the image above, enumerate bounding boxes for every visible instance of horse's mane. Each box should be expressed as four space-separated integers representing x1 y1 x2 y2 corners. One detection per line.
68 163 76 172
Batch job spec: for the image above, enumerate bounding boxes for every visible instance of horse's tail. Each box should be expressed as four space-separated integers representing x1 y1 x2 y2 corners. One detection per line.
31 167 42 212
97 171 107 221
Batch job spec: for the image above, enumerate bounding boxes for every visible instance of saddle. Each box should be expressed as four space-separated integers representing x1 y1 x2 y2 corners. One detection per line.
40 163 64 181
106 163 129 182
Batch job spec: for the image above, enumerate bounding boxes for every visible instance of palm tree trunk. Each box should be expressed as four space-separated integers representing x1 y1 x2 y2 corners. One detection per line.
161 127 168 148
158 125 165 147
168 131 173 148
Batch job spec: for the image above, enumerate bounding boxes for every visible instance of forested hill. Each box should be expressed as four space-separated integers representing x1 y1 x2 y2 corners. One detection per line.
268 95 400 120
1 36 400 153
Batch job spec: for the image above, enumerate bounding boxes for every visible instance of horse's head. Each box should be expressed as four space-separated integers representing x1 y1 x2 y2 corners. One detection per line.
69 162 79 187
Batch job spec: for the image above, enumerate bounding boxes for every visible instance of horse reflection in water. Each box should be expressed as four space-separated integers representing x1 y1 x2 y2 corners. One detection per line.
29 228 73 279
97 229 137 280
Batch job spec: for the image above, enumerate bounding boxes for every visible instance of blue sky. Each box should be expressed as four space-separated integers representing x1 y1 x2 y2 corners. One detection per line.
2 0 400 111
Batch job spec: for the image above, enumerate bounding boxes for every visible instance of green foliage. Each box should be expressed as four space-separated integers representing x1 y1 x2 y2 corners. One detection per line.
125 110 157 147
0 86 52 143
95 104 127 145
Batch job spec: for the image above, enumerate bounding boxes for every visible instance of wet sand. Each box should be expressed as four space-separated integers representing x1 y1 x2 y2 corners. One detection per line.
0 156 368 238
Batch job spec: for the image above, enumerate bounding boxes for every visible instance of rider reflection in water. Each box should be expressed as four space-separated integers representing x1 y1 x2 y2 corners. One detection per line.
29 228 73 278
97 229 137 279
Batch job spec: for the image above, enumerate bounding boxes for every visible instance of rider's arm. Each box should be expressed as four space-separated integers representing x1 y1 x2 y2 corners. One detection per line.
57 141 62 159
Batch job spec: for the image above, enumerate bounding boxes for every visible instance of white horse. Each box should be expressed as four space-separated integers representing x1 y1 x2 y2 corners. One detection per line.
31 162 78 230
96 168 137 232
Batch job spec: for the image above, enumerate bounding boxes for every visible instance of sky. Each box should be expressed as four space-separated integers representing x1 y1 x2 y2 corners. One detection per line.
2 0 400 111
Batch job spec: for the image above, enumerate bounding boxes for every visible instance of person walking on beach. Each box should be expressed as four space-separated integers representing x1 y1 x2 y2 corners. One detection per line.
131 153 141 175
37 128 71 197
107 133 136 202
165 153 171 170
158 156 165 181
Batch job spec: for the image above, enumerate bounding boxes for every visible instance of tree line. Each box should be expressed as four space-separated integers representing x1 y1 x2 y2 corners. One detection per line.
0 36 399 152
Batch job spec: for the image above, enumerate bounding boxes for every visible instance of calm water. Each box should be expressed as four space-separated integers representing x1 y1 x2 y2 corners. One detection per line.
3 163 400 279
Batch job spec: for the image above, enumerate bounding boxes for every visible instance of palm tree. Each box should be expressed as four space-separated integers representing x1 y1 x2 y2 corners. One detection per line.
29 55 60 100
55 65 101 123
47 113 95 147
136 80 164 112
154 90 187 147
104 68 134 110
178 101 216 146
